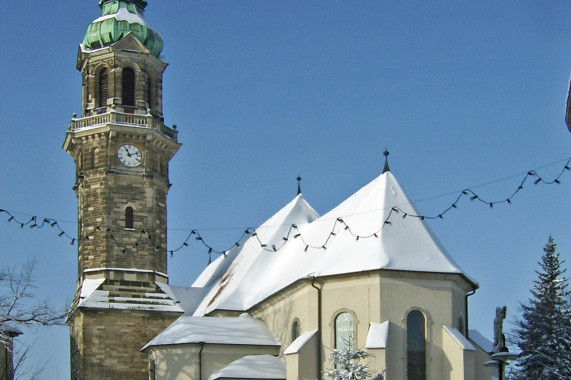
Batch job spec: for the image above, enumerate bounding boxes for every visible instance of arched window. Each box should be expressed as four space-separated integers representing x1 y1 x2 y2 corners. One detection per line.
98 68 109 108
335 312 354 351
292 320 300 342
125 206 134 229
122 68 135 107
407 310 426 380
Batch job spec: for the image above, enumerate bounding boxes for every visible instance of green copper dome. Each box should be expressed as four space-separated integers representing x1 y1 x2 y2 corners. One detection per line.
82 0 163 57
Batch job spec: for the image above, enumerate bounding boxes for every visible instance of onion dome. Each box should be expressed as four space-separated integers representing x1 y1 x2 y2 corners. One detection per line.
82 0 163 57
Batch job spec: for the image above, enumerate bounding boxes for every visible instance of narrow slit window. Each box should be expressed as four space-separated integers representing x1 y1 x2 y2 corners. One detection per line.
125 206 134 229
292 320 300 342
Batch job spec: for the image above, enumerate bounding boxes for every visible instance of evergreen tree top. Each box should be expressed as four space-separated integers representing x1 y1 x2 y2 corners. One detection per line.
512 236 571 380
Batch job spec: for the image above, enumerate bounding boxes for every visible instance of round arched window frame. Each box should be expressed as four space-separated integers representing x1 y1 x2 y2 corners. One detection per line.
97 68 109 109
125 206 134 230
291 319 301 343
334 311 355 351
406 310 427 380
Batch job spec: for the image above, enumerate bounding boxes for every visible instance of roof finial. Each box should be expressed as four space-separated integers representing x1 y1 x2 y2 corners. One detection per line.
297 176 302 195
382 149 390 174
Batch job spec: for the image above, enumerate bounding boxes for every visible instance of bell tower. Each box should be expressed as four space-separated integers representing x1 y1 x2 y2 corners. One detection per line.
63 1 183 378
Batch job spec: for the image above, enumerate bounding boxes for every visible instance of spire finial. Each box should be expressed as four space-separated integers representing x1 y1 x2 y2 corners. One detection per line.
297 176 302 195
382 149 390 174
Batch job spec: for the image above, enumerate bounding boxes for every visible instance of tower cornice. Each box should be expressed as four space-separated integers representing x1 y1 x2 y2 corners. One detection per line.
64 110 179 149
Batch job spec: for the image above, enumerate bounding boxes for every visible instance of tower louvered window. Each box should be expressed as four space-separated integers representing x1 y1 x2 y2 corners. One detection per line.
146 77 152 110
122 68 135 107
98 69 109 109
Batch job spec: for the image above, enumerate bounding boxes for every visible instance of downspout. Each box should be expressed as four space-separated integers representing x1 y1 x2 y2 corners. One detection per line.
5 342 9 380
198 342 205 380
311 277 323 379
465 286 476 340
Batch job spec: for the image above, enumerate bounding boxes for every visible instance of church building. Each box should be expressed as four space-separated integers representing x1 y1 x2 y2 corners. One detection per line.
64 1 494 379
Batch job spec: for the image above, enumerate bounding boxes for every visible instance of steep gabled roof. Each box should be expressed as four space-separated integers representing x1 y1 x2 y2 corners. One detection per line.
312 171 468 276
192 171 476 316
191 194 319 315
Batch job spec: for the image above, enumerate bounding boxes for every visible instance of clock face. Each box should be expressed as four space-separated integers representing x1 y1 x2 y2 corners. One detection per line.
117 144 142 167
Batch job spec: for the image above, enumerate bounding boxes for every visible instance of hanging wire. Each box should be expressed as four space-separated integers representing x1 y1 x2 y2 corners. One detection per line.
1 157 569 258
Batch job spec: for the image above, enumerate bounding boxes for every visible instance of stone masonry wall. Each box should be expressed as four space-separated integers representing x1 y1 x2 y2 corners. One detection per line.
69 308 179 380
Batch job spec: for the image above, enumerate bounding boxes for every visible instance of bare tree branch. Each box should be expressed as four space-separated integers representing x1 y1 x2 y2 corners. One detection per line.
0 259 67 349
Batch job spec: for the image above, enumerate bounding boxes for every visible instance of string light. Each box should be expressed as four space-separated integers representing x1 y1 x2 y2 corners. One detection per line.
1 157 569 260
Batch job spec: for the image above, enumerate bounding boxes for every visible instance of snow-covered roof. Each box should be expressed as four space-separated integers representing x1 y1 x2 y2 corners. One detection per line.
469 329 494 353
365 321 390 349
92 7 147 25
192 171 476 315
169 285 210 315
0 323 22 337
142 313 280 351
443 326 476 351
284 329 318 355
207 355 286 380
77 278 183 313
192 194 320 315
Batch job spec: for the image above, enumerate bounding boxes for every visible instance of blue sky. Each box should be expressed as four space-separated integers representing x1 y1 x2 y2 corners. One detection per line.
1 1 570 378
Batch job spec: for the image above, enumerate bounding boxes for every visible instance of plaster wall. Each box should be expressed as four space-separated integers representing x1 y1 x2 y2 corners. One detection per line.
284 331 319 380
442 328 475 380
253 270 474 380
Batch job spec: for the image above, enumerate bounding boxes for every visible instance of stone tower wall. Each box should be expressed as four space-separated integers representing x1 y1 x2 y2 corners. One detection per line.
73 132 171 277
69 308 180 380
64 6 181 378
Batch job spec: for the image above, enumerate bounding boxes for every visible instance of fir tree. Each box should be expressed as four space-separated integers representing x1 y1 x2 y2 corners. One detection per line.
324 340 384 380
513 236 571 379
